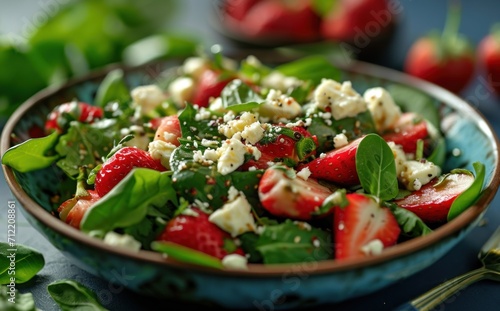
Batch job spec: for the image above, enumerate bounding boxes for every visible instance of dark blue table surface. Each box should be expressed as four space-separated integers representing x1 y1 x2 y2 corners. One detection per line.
1 1 500 310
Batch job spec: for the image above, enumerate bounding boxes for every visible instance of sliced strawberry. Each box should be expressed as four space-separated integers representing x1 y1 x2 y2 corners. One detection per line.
191 69 234 107
153 115 182 146
94 146 166 197
394 173 474 224
299 136 362 186
382 112 429 154
241 125 317 170
58 190 100 229
334 193 400 260
258 166 332 220
156 207 244 259
45 101 103 134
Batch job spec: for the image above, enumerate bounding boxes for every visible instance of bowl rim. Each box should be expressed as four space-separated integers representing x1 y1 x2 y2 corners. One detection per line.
2 57 500 277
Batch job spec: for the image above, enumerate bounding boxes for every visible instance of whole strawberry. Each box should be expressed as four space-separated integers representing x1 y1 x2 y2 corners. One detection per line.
94 146 166 197
156 207 245 259
404 4 474 94
478 24 500 96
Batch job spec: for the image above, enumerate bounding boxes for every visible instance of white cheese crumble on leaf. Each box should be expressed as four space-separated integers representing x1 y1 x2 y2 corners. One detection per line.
208 193 257 237
148 140 177 169
400 159 441 191
216 138 247 175
259 89 302 122
131 84 167 115
364 87 402 131
313 79 367 120
333 133 349 149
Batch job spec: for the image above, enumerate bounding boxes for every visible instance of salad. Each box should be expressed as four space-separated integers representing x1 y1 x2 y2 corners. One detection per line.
2 51 485 269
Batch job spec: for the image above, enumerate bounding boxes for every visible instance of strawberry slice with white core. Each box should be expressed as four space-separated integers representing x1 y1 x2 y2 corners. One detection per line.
334 193 400 260
258 166 332 220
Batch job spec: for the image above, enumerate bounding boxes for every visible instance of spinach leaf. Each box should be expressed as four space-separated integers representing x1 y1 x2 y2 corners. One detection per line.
275 55 341 85
1 131 60 173
255 219 333 264
47 279 108 311
0 243 45 284
55 119 121 177
177 104 222 141
221 79 264 112
151 241 223 269
385 202 433 238
94 68 131 107
448 162 486 221
386 84 440 129
0 286 39 311
81 169 177 232
356 133 398 201
427 136 446 168
307 110 376 153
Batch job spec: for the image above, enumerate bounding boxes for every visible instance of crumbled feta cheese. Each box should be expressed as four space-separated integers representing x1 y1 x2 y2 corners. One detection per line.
216 138 247 175
227 186 239 202
240 121 265 144
148 140 177 169
221 254 248 270
387 142 407 177
103 231 141 252
296 167 312 180
364 87 402 131
313 79 367 120
182 57 209 79
203 148 219 162
333 133 349 149
261 71 303 91
167 77 194 106
131 84 167 115
219 112 259 139
208 194 257 237
181 207 200 217
259 89 302 122
195 107 212 121
400 159 441 191
360 239 384 256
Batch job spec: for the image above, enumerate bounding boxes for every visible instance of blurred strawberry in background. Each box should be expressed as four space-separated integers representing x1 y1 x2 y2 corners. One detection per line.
404 3 475 94
478 24 500 96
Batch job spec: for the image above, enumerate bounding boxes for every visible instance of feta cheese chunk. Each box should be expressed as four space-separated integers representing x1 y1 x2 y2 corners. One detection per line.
360 239 384 256
364 87 402 131
219 112 259 139
222 254 248 270
333 133 349 149
208 194 257 237
296 167 312 180
216 138 247 175
131 84 167 115
103 231 141 252
241 121 265 144
387 142 407 177
182 57 209 79
261 71 303 91
314 79 367 120
259 89 302 122
148 140 177 169
400 159 441 191
167 77 194 106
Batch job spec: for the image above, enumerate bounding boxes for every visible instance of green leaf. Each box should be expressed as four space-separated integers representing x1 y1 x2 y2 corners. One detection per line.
1 132 60 173
47 279 109 311
177 104 223 141
356 134 398 201
427 136 446 167
94 69 131 107
447 162 486 221
0 243 45 284
0 286 39 311
311 0 339 16
275 55 341 85
313 189 347 216
385 202 433 238
151 241 223 269
296 137 316 161
55 120 120 178
81 168 177 232
220 79 264 112
255 219 333 264
386 84 440 129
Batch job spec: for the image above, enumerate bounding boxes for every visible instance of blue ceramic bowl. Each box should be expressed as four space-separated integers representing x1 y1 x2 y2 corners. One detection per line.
2 58 500 310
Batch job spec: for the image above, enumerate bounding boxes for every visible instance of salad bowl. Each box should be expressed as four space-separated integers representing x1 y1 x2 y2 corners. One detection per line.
2 54 500 310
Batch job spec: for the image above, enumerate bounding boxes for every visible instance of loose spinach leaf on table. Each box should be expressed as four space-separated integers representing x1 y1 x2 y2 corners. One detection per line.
0 243 45 284
48 279 109 311
0 286 40 311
